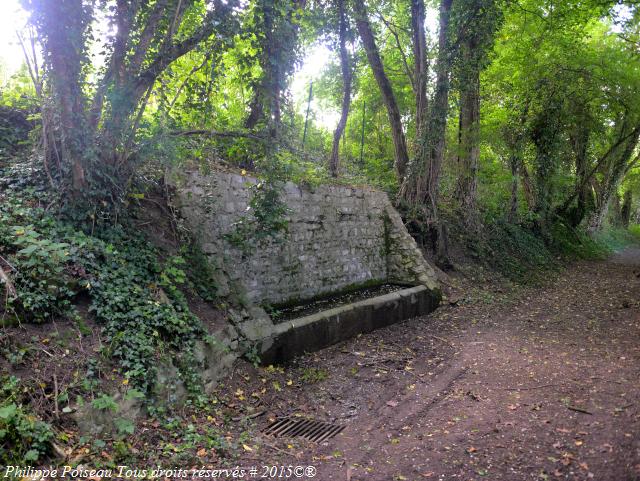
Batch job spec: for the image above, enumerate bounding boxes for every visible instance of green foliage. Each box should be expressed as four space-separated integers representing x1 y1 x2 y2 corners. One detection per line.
225 157 291 254
0 190 77 323
88 228 206 393
481 221 555 282
10 228 75 322
549 222 609 259
456 211 614 283
0 105 34 158
300 367 328 384
91 394 119 413
0 164 208 395
592 227 640 252
114 418 135 437
181 243 219 302
0 376 53 465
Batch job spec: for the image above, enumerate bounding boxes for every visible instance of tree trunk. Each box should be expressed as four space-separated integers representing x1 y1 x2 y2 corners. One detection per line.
245 0 279 130
519 159 536 211
38 0 92 194
411 0 428 139
621 189 633 228
330 0 352 178
571 125 590 226
587 125 640 232
302 81 313 149
399 0 454 214
508 153 519 222
455 49 480 217
245 0 306 134
360 101 366 164
353 0 409 181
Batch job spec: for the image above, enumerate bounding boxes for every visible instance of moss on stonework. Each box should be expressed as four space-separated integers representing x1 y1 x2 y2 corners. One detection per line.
263 278 416 312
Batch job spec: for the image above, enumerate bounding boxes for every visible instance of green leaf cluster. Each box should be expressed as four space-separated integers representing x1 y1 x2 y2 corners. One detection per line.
0 376 53 465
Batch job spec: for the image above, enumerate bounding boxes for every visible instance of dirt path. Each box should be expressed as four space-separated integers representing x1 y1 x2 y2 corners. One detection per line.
234 250 640 481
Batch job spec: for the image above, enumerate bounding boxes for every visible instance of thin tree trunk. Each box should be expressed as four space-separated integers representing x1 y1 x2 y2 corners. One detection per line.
571 126 590 226
621 189 632 228
508 153 519 222
330 0 352 177
411 0 429 139
302 81 313 149
455 53 480 216
425 0 454 213
353 0 409 181
360 100 366 164
520 159 536 212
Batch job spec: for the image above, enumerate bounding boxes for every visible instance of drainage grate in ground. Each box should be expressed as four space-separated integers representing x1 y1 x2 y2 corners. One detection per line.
263 417 345 443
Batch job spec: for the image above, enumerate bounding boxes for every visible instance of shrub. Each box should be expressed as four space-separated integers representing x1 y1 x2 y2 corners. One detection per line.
0 376 53 465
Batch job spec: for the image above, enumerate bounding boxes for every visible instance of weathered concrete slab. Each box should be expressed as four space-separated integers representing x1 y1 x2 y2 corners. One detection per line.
260 286 439 364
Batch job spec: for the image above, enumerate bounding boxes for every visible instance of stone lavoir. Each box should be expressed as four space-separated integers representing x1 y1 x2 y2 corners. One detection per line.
172 167 441 363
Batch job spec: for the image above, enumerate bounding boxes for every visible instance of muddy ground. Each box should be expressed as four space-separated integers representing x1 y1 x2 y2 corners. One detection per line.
221 248 640 481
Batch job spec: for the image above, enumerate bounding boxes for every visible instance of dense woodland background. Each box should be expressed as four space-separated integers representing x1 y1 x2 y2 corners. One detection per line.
0 0 640 467
1 0 638 242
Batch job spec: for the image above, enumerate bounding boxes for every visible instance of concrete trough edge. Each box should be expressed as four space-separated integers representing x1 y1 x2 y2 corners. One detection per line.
261 285 439 364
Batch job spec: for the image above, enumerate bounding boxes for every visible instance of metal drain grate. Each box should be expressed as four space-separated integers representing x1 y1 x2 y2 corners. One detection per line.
263 417 345 443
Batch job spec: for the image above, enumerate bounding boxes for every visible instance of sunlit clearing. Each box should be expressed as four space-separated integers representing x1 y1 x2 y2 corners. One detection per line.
0 0 28 84
292 43 341 132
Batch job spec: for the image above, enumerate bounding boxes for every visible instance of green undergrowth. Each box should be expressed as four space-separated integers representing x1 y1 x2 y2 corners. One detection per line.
0 164 211 396
452 214 627 284
0 376 53 465
592 225 640 251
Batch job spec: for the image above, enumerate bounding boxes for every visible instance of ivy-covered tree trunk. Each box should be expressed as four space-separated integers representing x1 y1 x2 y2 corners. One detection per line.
455 56 480 216
453 0 501 221
26 0 238 207
508 153 519 221
529 99 564 233
245 0 307 136
329 0 352 178
411 0 429 139
569 123 591 226
32 0 93 195
588 125 640 232
353 0 409 181
399 0 454 213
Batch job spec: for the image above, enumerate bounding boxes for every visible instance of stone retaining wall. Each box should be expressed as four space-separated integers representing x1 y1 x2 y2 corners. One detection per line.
172 169 440 307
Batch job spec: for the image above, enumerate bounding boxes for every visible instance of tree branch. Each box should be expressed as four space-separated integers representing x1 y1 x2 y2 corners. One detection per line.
169 129 265 140
378 13 415 91
134 0 238 99
557 124 640 215
129 0 170 77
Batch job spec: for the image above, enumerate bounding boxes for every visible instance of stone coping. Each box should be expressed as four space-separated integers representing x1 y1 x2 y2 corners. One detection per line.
261 285 438 364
